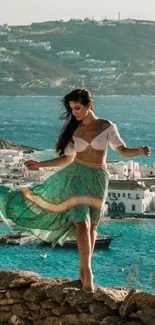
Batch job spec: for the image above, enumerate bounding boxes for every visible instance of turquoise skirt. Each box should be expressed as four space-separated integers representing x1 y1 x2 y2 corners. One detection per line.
0 158 109 246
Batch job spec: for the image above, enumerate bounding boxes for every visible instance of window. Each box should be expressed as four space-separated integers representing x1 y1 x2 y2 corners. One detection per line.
150 171 153 175
118 202 125 212
112 193 116 197
128 193 131 198
132 204 136 211
123 193 125 198
118 193 120 197
111 202 117 212
108 193 111 197
136 194 140 199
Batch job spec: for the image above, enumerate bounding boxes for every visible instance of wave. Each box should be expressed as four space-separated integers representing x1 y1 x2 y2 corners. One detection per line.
122 123 131 126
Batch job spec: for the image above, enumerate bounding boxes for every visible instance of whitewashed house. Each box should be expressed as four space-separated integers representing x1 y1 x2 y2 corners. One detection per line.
128 161 141 179
106 180 152 215
0 150 23 160
107 161 129 180
151 187 155 210
139 164 155 178
107 160 141 180
24 168 45 182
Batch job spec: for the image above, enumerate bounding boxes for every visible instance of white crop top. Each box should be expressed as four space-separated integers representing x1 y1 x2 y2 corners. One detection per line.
64 123 126 156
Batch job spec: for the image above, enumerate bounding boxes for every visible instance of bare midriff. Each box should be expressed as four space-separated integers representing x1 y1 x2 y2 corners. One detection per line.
76 147 107 167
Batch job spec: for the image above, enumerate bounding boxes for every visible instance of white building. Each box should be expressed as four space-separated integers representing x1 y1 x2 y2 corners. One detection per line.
151 187 155 210
128 161 141 179
119 20 136 24
133 71 155 77
91 75 116 81
3 77 14 82
106 180 152 215
107 161 128 179
85 59 106 64
0 150 44 185
107 160 141 180
139 164 155 178
29 42 51 51
56 51 80 57
79 67 115 72
0 32 7 36
0 150 24 166
24 168 45 182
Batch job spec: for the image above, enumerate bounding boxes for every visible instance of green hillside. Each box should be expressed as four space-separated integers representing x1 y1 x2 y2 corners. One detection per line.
1 19 155 95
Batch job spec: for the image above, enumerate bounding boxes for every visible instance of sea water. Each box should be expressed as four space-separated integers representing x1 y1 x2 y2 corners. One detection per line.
0 220 155 292
0 95 155 291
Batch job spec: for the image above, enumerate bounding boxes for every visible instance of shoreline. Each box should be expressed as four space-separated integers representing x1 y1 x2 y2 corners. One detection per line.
102 215 155 221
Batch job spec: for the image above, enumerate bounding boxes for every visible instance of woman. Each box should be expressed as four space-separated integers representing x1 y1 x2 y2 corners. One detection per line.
0 88 151 293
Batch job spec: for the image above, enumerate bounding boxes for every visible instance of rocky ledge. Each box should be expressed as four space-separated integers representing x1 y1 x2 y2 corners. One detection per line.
0 270 154 325
0 139 40 152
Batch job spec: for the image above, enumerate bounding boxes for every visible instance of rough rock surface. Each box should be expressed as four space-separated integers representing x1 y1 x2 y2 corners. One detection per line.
0 139 39 152
0 270 154 325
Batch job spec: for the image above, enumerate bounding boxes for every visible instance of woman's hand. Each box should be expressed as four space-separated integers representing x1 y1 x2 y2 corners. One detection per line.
140 146 151 157
24 160 40 170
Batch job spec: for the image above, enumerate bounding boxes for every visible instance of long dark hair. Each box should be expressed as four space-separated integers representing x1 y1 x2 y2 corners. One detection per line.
55 88 93 156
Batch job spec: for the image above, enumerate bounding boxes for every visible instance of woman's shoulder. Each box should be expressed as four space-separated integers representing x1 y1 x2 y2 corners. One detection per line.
98 119 115 129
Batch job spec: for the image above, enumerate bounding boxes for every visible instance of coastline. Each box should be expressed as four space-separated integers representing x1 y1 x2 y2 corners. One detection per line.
102 214 155 221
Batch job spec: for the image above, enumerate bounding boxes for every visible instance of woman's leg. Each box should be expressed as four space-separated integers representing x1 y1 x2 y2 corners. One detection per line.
78 224 96 284
90 223 97 255
76 220 94 292
89 207 101 256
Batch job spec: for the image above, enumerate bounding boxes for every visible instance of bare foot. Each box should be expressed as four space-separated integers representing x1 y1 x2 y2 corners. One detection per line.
82 268 94 293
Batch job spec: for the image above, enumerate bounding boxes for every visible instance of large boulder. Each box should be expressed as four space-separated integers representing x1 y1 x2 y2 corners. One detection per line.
120 290 155 317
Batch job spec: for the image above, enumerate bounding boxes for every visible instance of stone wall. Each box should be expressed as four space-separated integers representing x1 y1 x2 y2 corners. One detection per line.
0 271 154 325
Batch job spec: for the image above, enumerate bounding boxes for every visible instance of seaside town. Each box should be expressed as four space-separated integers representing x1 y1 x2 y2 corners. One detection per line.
0 148 155 219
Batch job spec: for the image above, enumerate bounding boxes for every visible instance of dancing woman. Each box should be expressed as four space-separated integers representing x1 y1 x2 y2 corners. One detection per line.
0 88 151 292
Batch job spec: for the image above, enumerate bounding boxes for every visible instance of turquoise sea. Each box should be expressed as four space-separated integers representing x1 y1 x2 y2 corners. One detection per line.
0 95 155 291
1 220 155 292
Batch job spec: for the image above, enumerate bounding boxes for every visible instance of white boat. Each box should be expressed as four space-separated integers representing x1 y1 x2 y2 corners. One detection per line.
3 232 37 245
6 238 21 245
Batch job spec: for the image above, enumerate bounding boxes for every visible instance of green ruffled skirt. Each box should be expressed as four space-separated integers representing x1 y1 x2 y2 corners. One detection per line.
0 159 109 246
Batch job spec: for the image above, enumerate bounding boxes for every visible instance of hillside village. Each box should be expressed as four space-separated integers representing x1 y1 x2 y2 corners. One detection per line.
1 18 155 95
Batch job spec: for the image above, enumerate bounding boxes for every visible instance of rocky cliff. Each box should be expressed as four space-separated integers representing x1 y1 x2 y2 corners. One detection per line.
0 270 154 325
0 139 39 152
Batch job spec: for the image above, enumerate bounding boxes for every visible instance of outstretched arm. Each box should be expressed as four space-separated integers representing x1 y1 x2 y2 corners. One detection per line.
107 123 151 158
25 141 76 170
116 145 151 157
25 154 74 170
